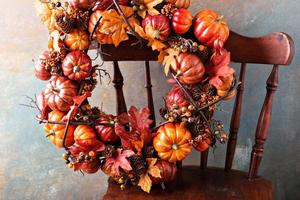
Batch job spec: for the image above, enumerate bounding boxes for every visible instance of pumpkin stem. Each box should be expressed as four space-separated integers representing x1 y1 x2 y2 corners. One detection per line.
73 65 80 73
216 15 224 23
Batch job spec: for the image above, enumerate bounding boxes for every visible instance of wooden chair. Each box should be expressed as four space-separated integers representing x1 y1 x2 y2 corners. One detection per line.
95 31 295 200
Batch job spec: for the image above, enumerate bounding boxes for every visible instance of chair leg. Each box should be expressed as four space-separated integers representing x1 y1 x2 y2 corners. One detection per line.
112 61 127 115
248 65 279 179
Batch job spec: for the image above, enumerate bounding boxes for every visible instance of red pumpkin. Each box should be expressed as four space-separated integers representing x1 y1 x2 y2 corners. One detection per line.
93 0 128 11
142 14 171 40
64 30 90 51
88 10 113 44
62 51 92 81
44 76 78 112
172 53 205 85
151 160 177 184
95 115 119 143
34 51 51 81
172 9 192 35
193 9 229 47
74 125 98 146
166 85 190 113
68 0 95 10
81 159 101 173
43 111 76 148
175 0 190 9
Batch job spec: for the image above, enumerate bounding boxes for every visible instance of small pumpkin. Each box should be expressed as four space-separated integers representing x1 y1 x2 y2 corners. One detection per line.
142 14 171 40
175 0 190 9
166 85 190 113
151 160 177 184
62 51 92 81
68 0 95 10
64 30 90 51
74 125 98 146
172 53 205 85
192 129 212 152
34 51 51 81
44 76 78 112
81 159 101 173
193 9 229 47
95 115 119 144
43 111 75 148
93 0 128 11
172 9 193 35
153 123 192 162
88 10 113 44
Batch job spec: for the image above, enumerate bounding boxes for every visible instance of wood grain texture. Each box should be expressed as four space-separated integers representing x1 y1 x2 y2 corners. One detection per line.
112 61 127 115
101 166 273 200
248 65 279 179
225 63 247 171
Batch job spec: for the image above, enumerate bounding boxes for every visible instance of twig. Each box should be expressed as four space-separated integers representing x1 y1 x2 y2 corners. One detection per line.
36 118 114 126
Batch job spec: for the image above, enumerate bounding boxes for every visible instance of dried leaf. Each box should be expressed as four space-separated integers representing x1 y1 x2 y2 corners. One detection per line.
104 148 135 176
99 6 137 47
115 107 153 154
158 48 179 76
49 30 64 52
137 0 163 18
138 158 161 193
207 50 235 90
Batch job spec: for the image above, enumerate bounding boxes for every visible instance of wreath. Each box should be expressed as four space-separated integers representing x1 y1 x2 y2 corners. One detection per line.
32 0 237 193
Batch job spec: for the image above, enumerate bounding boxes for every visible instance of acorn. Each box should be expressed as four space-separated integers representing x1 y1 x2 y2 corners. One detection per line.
181 106 187 113
185 111 192 117
188 105 196 111
120 184 126 190
62 152 69 160
118 177 125 184
67 163 73 169
168 116 175 122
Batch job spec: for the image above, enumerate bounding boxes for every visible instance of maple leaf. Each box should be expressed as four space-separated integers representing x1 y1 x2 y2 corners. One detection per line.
115 106 153 154
104 148 135 176
138 158 161 193
206 49 235 90
158 48 180 76
99 6 137 47
137 0 163 18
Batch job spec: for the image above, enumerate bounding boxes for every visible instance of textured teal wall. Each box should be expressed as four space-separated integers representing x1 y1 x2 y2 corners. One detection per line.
0 0 299 199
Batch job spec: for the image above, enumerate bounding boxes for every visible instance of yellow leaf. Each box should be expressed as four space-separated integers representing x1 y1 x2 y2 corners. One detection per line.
160 48 180 76
137 0 163 18
138 174 152 193
146 158 161 178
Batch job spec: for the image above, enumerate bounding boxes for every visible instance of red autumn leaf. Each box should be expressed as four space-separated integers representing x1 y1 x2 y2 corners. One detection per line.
206 49 235 90
115 106 153 153
104 148 134 176
63 93 90 121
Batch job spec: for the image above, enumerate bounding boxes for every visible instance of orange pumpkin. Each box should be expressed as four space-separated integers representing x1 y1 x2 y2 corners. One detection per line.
64 30 90 51
172 9 193 35
175 0 190 9
172 53 205 85
192 136 211 152
151 160 177 184
44 111 75 148
74 125 97 145
88 10 113 44
153 123 192 162
193 9 229 47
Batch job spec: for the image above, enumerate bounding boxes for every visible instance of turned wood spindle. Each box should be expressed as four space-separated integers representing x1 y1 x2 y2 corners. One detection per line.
200 149 209 170
248 65 279 179
112 61 127 115
225 63 247 171
144 61 156 128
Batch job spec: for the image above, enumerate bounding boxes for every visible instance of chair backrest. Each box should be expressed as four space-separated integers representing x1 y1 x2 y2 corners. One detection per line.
97 31 295 179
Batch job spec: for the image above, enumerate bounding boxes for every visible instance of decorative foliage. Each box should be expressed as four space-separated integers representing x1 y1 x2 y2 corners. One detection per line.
32 0 236 193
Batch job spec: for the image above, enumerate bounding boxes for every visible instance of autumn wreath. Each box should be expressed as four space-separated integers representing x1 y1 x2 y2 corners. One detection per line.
32 0 236 193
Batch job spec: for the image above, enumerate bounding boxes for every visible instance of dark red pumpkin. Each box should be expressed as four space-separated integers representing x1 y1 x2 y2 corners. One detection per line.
175 0 190 9
172 53 205 85
95 115 119 144
142 14 171 40
34 51 51 81
151 160 177 184
92 0 128 11
68 0 95 10
172 9 192 34
44 76 78 112
81 159 101 173
166 85 190 112
62 51 92 81
193 9 229 47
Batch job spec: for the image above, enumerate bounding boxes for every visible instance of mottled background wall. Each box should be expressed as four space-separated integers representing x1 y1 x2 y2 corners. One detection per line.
0 0 299 199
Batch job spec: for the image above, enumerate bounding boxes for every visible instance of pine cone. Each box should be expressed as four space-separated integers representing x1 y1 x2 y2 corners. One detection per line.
56 14 75 34
142 146 156 158
196 45 212 63
187 84 203 101
188 116 206 136
128 155 147 176
202 84 217 96
101 145 116 157
161 3 177 19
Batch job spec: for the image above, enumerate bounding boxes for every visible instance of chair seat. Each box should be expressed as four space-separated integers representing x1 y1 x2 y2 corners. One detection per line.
101 166 272 200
